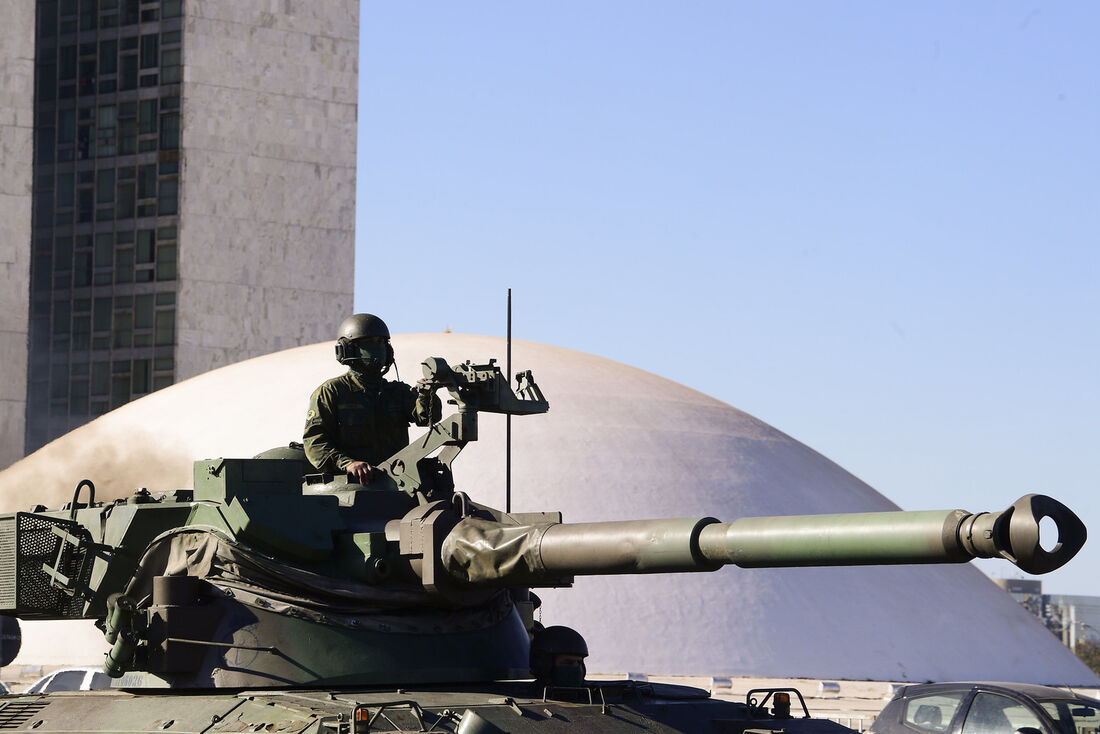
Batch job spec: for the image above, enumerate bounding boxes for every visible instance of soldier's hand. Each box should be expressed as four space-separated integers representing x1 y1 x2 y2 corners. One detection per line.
415 379 439 422
346 461 375 484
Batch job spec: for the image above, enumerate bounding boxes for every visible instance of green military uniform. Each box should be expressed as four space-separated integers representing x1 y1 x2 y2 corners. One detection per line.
303 370 436 474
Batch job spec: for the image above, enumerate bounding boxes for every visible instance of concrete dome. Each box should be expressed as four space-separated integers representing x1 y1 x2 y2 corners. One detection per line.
1 334 1094 684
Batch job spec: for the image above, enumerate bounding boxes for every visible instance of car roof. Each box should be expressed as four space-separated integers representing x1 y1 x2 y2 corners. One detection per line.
895 682 1100 704
35 667 100 679
27 667 107 690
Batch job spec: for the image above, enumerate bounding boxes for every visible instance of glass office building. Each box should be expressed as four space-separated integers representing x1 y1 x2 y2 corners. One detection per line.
16 0 358 457
30 0 185 449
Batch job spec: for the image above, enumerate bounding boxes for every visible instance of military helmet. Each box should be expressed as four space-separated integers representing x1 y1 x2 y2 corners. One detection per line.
335 314 394 372
338 313 390 342
529 625 588 683
531 625 589 657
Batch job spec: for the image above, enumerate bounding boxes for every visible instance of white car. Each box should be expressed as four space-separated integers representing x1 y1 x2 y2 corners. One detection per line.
24 667 113 694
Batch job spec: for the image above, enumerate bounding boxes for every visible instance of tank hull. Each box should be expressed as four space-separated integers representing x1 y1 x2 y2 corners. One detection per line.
0 683 859 734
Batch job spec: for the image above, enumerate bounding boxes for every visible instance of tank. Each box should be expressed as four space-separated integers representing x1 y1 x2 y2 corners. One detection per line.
0 357 1085 733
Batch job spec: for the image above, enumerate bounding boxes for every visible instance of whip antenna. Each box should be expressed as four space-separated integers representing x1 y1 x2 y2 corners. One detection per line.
506 288 512 513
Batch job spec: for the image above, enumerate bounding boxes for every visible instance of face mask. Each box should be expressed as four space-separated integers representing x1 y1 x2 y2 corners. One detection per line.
348 341 388 377
358 342 388 369
550 662 585 687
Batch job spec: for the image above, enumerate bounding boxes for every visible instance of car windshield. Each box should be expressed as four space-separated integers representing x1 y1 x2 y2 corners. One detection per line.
1041 700 1100 734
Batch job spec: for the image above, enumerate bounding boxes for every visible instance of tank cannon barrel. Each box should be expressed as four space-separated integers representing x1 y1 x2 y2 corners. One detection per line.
696 494 1084 575
445 494 1085 583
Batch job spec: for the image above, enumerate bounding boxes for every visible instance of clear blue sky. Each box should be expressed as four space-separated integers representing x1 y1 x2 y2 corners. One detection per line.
355 3 1100 595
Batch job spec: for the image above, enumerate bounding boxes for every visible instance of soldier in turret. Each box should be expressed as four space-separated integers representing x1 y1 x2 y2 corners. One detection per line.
530 625 589 687
304 313 439 483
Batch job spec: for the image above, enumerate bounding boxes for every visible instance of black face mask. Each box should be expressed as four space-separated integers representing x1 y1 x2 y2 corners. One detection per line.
550 662 585 687
355 342 389 374
338 339 390 376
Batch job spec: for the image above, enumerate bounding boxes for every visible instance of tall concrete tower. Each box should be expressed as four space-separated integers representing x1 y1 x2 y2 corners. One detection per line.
0 4 35 470
4 0 357 460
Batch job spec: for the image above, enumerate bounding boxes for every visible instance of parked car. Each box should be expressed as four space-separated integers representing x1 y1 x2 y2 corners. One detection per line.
23 667 113 694
870 682 1100 734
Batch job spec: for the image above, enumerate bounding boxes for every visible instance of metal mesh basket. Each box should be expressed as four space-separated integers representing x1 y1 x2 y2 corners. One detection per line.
0 513 91 618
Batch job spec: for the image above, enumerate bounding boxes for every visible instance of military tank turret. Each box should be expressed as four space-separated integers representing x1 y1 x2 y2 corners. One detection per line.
0 358 1085 733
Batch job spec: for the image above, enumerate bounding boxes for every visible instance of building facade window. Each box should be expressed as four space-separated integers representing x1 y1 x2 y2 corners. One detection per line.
27 0 184 451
